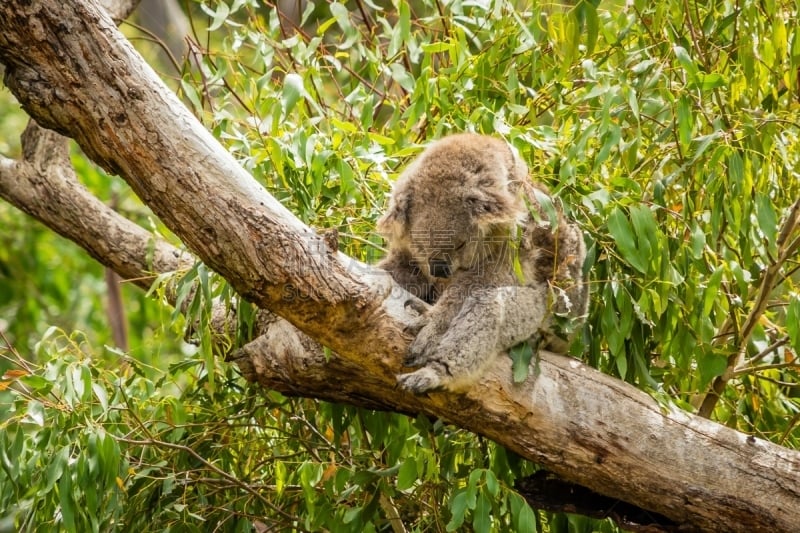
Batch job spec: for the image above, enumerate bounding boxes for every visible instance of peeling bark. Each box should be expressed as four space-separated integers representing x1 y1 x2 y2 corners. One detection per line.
0 1 798 531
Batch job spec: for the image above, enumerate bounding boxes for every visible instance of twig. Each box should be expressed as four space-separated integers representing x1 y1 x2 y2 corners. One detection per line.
734 336 790 372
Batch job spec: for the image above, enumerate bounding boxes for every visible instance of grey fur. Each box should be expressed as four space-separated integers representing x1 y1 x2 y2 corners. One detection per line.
378 133 588 393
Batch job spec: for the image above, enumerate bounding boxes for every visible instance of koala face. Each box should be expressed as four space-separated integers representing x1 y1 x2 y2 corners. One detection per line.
378 134 528 281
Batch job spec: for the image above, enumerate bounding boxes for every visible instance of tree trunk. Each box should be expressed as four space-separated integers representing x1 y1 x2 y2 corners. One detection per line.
0 1 797 531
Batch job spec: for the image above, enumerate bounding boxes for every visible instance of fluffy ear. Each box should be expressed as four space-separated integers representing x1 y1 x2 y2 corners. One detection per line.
377 186 412 240
465 189 519 224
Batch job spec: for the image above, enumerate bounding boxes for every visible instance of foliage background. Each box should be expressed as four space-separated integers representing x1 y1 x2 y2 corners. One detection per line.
1 0 799 531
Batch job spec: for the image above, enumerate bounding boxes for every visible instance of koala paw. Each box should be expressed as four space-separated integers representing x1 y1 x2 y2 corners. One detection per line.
397 367 443 394
404 315 427 339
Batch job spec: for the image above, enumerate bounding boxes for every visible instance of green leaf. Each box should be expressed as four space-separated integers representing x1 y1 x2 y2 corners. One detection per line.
601 286 624 358
59 468 76 532
510 340 535 383
697 352 728 389
510 494 538 533
281 73 304 115
691 72 727 91
343 506 361 524
787 296 800 352
20 374 52 393
755 192 778 246
531 187 559 231
728 152 744 187
92 381 109 411
607 207 648 274
25 399 45 427
43 446 70 494
274 460 286 497
396 458 417 491
690 222 706 260
446 491 469 531
467 469 482 503
703 267 725 316
484 470 499 497
473 493 491 533
389 64 415 93
367 132 396 146
329 2 352 33
772 15 788 58
615 351 628 379
629 204 657 268
421 42 454 54
584 2 599 55
205 1 230 32
673 45 698 76
677 95 693 153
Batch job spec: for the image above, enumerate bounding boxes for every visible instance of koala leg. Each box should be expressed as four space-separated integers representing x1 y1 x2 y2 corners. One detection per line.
398 284 549 393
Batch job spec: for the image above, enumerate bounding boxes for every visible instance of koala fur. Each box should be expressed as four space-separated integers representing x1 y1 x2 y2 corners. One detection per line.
377 133 588 394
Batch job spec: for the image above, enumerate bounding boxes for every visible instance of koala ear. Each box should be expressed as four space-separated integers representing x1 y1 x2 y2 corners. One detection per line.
377 187 412 239
465 189 518 223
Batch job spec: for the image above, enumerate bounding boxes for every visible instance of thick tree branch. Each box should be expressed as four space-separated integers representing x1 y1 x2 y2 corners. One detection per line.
0 2 798 532
0 0 402 360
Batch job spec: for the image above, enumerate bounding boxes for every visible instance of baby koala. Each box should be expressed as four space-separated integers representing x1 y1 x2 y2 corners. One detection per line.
378 133 588 394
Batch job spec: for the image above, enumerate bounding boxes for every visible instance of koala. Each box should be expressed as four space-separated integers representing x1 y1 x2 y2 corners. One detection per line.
377 133 588 394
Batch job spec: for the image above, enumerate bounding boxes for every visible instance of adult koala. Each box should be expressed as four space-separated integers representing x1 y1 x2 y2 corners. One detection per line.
377 133 588 393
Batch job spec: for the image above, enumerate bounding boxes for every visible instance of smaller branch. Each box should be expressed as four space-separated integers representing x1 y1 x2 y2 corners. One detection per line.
734 336 790 372
735 362 800 377
379 493 408 533
751 374 800 387
0 329 37 375
780 412 800 445
0 122 193 289
122 19 183 76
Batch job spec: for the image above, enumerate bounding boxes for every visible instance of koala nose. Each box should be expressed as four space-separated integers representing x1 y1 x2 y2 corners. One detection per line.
428 258 452 279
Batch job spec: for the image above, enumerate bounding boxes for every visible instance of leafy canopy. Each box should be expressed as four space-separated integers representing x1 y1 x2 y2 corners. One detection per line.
1 0 799 531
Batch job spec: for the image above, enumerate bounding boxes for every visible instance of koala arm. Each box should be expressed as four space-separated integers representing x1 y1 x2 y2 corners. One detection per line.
403 280 470 367
378 247 439 304
398 284 549 393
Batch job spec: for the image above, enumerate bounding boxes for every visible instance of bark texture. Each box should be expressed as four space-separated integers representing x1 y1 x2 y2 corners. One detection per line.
0 1 798 531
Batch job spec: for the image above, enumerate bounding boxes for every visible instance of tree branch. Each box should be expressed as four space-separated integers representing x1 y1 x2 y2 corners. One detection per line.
0 2 799 532
0 121 192 286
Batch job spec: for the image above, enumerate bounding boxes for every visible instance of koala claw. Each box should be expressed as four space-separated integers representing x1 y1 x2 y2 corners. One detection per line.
397 367 443 394
403 350 427 368
404 298 429 317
